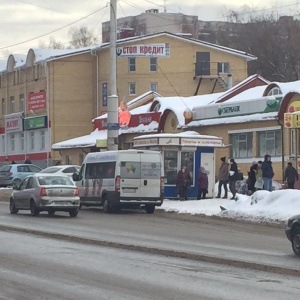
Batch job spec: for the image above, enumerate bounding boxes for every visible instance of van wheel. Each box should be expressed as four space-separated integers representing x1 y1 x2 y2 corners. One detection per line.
69 208 79 218
30 200 39 216
9 198 18 214
145 205 155 214
103 197 111 213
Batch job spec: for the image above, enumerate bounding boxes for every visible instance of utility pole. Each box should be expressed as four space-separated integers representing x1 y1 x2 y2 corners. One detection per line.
107 0 119 151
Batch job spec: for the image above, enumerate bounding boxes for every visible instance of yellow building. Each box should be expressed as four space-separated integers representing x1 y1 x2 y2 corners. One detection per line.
0 32 255 167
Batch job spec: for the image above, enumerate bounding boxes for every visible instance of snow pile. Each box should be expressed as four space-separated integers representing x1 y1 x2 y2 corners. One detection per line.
159 189 300 224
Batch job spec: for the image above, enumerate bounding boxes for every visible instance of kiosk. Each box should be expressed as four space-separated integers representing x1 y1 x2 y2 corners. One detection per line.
133 131 224 199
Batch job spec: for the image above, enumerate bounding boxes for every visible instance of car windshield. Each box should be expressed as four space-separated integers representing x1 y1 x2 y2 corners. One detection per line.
38 176 74 186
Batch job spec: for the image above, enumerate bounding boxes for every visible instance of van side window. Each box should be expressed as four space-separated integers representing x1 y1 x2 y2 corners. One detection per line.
85 162 115 179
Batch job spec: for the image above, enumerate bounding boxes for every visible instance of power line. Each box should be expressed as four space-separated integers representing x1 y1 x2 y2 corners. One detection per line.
0 4 108 51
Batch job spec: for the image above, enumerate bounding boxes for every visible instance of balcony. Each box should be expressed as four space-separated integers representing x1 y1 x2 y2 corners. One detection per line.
194 62 231 79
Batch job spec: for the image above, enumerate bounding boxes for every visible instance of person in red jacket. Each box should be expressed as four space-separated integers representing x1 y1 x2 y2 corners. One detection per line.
197 166 208 200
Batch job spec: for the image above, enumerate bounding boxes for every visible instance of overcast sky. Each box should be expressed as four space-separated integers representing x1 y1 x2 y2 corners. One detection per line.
0 0 298 58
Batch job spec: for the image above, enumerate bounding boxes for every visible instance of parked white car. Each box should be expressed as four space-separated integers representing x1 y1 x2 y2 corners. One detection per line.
39 165 80 178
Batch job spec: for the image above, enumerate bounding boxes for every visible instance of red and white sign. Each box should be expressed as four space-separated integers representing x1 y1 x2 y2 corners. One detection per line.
27 91 46 111
5 114 23 133
116 44 170 57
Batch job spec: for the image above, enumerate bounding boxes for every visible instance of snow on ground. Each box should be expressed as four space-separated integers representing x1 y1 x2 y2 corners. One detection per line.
158 189 300 225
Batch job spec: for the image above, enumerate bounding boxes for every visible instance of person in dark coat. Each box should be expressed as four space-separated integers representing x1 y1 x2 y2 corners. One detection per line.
197 166 208 200
216 157 229 199
228 158 239 199
261 154 274 192
176 165 192 200
24 156 32 164
284 162 298 189
248 161 258 195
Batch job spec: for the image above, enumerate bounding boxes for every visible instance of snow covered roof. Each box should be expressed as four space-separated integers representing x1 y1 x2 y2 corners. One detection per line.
268 80 300 96
135 131 221 140
52 129 107 150
30 47 91 64
93 31 257 61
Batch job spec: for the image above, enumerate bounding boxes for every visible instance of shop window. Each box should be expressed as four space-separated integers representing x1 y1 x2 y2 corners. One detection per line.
164 151 178 185
230 132 253 158
181 151 194 185
258 130 282 157
30 131 35 150
40 130 45 150
11 134 15 152
21 133 25 151
128 57 136 72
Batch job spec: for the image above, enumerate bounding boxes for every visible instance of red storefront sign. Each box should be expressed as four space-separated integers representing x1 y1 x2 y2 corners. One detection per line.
94 112 161 130
27 91 46 111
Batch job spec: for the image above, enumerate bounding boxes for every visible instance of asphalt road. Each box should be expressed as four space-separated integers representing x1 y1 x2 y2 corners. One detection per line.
0 230 299 300
0 202 298 276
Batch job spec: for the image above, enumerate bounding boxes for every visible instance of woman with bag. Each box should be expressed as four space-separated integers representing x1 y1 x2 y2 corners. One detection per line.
254 161 263 190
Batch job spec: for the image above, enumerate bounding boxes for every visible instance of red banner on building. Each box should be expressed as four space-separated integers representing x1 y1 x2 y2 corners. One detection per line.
94 112 161 130
27 91 46 111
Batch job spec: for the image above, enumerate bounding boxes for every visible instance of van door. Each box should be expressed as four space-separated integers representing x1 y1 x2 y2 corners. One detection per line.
140 153 161 200
119 152 141 200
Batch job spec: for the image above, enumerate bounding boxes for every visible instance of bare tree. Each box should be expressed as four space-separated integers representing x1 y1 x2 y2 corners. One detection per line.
68 26 98 48
38 37 65 49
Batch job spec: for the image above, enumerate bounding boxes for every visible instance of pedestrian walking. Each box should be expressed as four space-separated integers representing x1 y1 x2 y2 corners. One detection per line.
176 165 191 200
248 161 258 195
284 162 298 189
228 158 238 199
254 161 263 190
216 157 229 199
261 154 274 192
197 166 208 200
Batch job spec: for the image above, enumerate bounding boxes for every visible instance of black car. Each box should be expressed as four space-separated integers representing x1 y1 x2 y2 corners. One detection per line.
285 214 300 256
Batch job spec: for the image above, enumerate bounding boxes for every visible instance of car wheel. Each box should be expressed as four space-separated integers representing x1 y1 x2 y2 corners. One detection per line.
48 210 55 216
69 208 79 218
145 205 155 214
292 227 300 257
102 196 111 213
9 198 18 214
30 200 39 216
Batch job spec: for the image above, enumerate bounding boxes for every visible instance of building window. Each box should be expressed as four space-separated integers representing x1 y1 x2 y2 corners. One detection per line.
30 132 35 150
258 130 282 157
19 94 25 112
128 57 136 72
150 82 157 92
33 65 39 80
268 87 282 96
164 150 178 185
150 57 157 72
1 98 5 116
21 132 25 151
218 62 230 73
11 134 15 152
10 96 15 113
129 83 136 95
40 131 45 150
230 132 253 158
